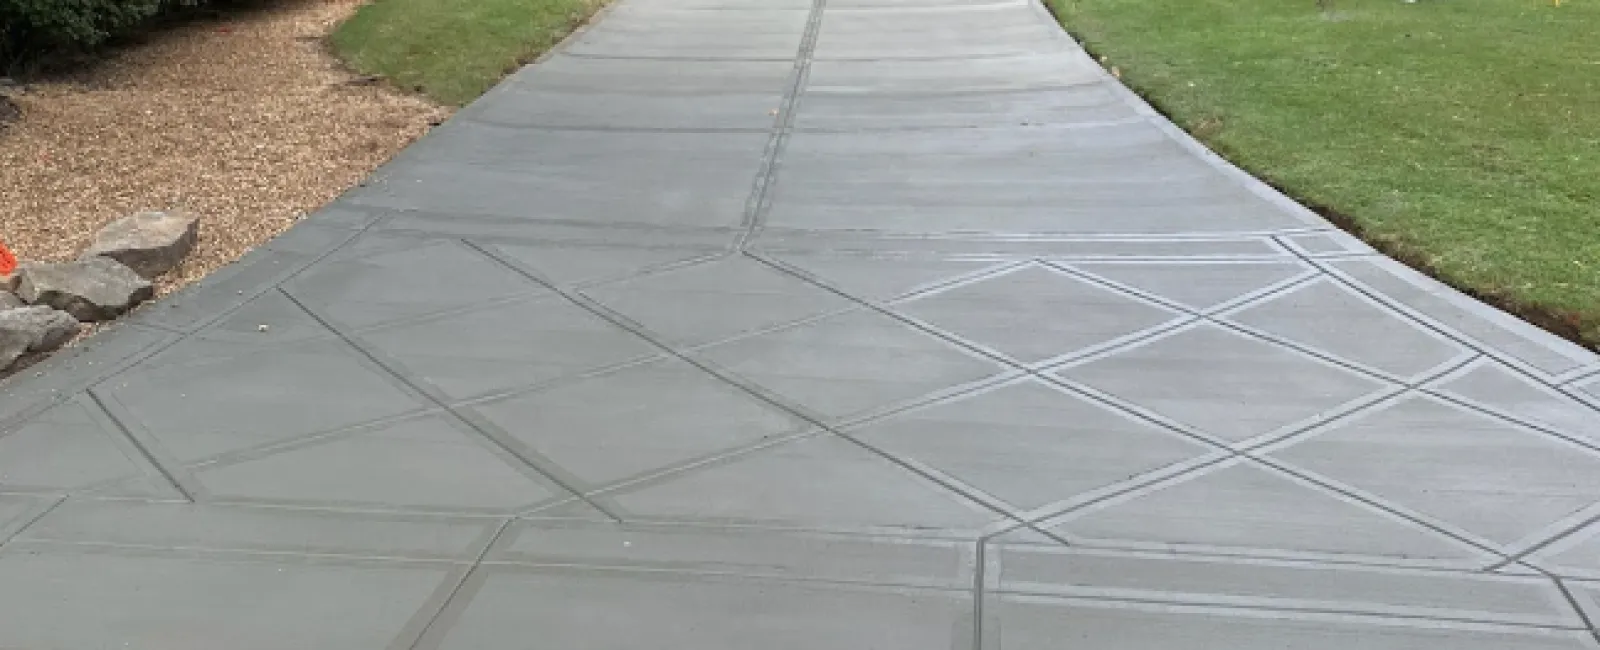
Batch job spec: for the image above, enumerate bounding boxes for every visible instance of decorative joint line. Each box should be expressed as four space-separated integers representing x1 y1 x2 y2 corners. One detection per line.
733 0 829 251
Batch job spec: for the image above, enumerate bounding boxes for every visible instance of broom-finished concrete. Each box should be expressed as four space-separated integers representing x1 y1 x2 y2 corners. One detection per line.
3 0 1600 647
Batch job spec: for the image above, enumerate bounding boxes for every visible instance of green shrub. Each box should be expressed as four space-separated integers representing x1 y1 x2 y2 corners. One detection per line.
1 0 204 69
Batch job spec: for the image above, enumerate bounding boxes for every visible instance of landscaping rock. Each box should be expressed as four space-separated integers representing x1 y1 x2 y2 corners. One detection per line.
16 258 154 321
0 292 23 309
0 306 80 351
0 306 80 370
82 210 199 278
0 328 28 370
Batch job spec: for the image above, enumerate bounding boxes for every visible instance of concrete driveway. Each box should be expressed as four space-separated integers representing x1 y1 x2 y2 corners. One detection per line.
3 0 1600 647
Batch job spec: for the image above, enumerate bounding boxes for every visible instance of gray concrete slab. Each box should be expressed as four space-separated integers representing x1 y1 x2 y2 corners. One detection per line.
2 0 1599 645
489 520 974 587
808 53 1105 93
768 123 1314 234
845 379 1212 512
814 5 1072 59
794 85 1139 130
472 358 808 486
1055 323 1387 443
352 124 769 228
468 56 792 130
581 255 856 347
991 596 1597 650
563 8 807 58
894 264 1180 363
419 566 972 650
990 545 1579 627
1268 396 1600 548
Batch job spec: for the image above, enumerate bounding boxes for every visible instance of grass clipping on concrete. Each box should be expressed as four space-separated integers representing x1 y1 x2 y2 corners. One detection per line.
1050 0 1600 347
331 0 606 106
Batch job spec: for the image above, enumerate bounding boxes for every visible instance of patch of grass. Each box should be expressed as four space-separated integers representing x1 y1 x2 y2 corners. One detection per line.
331 0 603 106
1048 0 1600 346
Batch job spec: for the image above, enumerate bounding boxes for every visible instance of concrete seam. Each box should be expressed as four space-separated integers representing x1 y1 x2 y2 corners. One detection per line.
84 389 202 503
1550 575 1600 637
734 0 827 249
403 518 514 650
468 240 1024 531
0 495 65 550
1291 241 1583 395
277 287 623 523
0 204 390 437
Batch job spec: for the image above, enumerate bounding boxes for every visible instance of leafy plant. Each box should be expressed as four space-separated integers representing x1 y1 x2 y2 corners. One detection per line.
0 0 205 69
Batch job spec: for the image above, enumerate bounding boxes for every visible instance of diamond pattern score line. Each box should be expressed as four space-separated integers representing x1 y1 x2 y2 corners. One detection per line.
9 0 1600 643
0 209 400 435
749 250 1412 445
1283 240 1584 393
275 286 624 521
806 254 1600 562
751 252 1187 372
65 255 971 514
735 251 1540 554
1032 354 1555 558
28 225 1600 576
1047 261 1467 386
467 240 1033 529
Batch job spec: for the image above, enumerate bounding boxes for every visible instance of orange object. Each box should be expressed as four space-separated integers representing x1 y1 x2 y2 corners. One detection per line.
0 240 16 276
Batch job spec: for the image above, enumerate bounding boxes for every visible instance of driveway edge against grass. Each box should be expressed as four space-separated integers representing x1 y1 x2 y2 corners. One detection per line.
330 0 619 106
1033 0 1599 355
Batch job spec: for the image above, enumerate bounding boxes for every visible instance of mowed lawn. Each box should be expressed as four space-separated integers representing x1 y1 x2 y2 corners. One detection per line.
331 0 604 106
1049 0 1600 346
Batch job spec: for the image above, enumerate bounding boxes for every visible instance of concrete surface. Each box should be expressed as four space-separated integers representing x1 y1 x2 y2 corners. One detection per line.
3 0 1600 646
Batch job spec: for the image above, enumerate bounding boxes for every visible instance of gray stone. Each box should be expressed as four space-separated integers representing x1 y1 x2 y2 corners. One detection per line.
0 327 28 370
0 291 23 309
0 306 80 352
16 257 153 322
82 210 199 278
0 306 80 369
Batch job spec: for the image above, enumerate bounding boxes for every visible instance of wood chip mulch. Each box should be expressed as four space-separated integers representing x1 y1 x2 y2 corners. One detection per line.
0 0 450 297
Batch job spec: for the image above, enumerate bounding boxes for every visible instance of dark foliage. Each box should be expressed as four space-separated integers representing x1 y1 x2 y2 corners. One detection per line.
1 0 205 70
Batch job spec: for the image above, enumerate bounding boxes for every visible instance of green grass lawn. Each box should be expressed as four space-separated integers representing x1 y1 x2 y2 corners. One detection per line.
331 0 604 106
1048 0 1600 346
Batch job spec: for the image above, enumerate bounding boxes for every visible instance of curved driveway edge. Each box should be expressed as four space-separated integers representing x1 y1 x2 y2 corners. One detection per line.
3 0 1600 647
